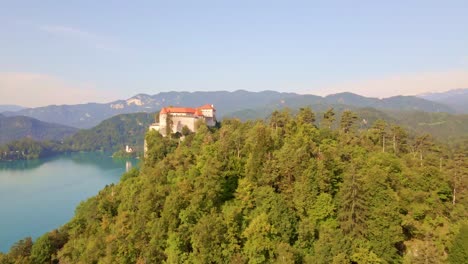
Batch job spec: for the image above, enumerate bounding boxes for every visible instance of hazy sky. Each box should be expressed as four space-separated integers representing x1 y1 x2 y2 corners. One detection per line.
1 0 467 107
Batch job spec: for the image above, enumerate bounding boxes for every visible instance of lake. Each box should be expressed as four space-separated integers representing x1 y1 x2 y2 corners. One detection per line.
0 152 137 252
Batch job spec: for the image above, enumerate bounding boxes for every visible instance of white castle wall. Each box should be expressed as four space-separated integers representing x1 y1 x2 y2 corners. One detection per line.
155 107 216 137
159 115 198 136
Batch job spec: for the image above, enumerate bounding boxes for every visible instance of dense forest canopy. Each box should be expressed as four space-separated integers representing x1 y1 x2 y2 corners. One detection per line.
226 106 468 144
64 112 155 152
1 107 467 263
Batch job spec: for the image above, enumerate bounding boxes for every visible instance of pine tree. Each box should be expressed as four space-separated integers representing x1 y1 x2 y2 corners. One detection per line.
449 224 468 264
322 107 336 129
337 163 368 239
340 110 358 134
297 107 316 126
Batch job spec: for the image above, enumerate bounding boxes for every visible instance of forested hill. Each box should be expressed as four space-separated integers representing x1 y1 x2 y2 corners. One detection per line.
226 106 468 143
0 114 78 145
0 112 155 161
64 112 155 152
2 108 466 263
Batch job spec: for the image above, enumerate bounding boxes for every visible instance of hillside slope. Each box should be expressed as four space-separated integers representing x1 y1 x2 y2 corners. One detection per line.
64 112 155 152
0 115 78 145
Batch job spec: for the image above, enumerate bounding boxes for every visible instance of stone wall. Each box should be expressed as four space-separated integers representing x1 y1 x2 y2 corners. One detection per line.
159 115 197 136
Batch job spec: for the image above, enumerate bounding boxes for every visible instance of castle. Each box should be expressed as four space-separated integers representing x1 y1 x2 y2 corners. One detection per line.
149 104 216 136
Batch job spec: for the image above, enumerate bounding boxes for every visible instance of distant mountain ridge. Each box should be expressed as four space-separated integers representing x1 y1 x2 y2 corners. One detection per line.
3 90 454 128
0 104 25 112
417 88 468 113
0 115 78 145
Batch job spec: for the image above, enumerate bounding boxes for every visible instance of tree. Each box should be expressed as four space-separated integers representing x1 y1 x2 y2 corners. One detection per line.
181 125 191 137
165 114 174 137
190 212 226 263
350 247 383 263
244 123 273 181
296 107 316 126
449 224 468 264
30 234 53 264
269 109 291 132
371 119 387 152
0 253 14 264
8 237 33 261
448 151 467 207
322 108 335 129
337 163 368 239
390 125 408 154
340 110 358 134
242 213 277 263
154 112 160 123
413 134 434 166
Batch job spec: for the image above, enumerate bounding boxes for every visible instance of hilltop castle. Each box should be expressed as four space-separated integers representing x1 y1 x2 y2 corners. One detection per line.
149 104 216 136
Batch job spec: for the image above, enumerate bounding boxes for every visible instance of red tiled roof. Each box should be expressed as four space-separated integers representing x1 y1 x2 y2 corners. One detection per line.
160 107 196 114
194 109 203 116
160 104 215 115
198 104 215 110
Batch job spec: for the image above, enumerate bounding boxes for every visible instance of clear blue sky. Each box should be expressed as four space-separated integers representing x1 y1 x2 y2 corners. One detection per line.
1 0 467 106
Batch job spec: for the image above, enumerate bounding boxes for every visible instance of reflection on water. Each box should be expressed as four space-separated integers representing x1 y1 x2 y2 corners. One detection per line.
0 152 134 171
0 157 52 171
126 160 132 172
0 152 138 252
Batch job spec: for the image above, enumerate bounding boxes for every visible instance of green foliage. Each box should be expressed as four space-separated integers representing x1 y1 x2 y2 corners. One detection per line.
112 149 138 159
6 237 32 264
296 107 316 126
0 138 65 161
340 110 358 133
0 112 155 161
181 125 192 137
322 107 336 129
229 105 468 144
449 224 468 264
165 114 174 137
30 235 53 264
7 109 467 263
65 112 154 152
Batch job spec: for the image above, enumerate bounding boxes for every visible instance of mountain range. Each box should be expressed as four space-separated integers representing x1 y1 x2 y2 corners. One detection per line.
1 90 457 129
0 105 25 112
0 114 78 145
417 88 468 113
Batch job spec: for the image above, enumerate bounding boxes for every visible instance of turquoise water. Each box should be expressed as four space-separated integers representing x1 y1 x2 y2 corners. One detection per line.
0 152 137 252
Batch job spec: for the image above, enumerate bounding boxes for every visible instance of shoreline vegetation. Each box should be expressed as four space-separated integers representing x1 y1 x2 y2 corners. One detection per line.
1 108 466 263
0 138 141 162
0 139 67 161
